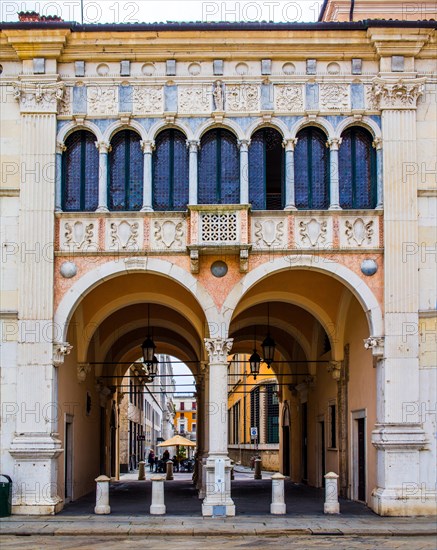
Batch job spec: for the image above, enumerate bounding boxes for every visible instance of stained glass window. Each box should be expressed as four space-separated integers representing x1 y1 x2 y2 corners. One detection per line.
62 130 99 211
249 128 284 210
153 129 189 211
339 127 376 209
109 130 143 211
295 127 330 210
198 128 239 204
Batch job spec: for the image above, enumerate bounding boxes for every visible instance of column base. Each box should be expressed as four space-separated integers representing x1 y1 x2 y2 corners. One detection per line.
202 501 236 517
328 204 342 211
284 205 297 211
150 504 166 515
271 502 286 514
201 455 235 517
95 504 111 515
370 487 437 516
96 206 109 213
140 205 153 212
324 502 340 514
13 499 64 516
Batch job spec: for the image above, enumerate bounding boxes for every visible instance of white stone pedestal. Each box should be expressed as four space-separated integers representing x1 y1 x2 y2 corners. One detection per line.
324 472 340 514
94 475 111 514
270 473 286 514
150 476 166 515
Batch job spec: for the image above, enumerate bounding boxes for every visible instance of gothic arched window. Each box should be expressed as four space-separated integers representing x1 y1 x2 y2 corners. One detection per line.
294 127 330 210
339 127 376 209
153 129 189 211
249 128 284 210
109 130 143 211
62 130 99 211
198 128 239 204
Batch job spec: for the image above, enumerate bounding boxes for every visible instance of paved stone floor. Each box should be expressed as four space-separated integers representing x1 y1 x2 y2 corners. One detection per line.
0 535 435 549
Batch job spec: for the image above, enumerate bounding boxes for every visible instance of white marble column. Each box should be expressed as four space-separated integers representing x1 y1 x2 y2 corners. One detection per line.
327 138 342 210
96 141 110 212
55 141 66 212
283 138 297 210
238 139 250 204
187 140 199 205
10 81 65 515
369 77 431 516
202 338 235 517
140 140 154 211
373 137 384 210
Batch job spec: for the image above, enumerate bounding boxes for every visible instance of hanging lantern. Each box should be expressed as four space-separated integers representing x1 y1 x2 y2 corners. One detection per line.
262 333 276 368
141 335 156 365
148 355 159 380
249 349 261 380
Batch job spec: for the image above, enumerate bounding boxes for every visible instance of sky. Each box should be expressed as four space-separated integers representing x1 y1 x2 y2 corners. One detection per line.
2 1 321 24
171 359 196 394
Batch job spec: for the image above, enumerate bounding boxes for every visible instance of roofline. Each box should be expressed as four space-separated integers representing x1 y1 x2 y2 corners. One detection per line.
318 0 330 22
1 20 436 32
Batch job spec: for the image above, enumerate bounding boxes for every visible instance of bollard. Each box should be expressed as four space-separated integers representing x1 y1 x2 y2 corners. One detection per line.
324 472 340 514
270 473 286 514
150 476 166 515
254 458 262 480
94 475 111 514
166 460 174 480
138 461 146 481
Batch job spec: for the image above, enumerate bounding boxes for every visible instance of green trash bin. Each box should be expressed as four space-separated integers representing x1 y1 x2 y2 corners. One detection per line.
0 475 12 517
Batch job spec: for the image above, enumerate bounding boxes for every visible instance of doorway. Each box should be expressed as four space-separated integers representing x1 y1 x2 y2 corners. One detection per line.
352 410 366 502
64 414 73 502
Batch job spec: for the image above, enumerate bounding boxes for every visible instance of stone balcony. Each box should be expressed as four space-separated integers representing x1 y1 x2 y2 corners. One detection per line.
55 207 383 272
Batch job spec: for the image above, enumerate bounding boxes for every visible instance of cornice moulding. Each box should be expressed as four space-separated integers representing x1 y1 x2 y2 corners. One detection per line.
2 29 70 59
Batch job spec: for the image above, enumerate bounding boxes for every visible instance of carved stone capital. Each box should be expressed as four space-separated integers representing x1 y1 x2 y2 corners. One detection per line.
190 248 199 274
140 140 155 154
13 81 65 114
372 137 383 150
186 140 200 153
327 137 342 151
53 342 72 366
56 141 66 154
327 361 342 381
239 247 249 273
238 139 251 151
282 138 298 152
370 77 425 109
204 338 233 364
96 141 111 154
77 363 91 383
364 336 385 358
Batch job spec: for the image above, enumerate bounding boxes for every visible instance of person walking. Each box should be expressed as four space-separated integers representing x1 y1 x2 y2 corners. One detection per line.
147 449 155 472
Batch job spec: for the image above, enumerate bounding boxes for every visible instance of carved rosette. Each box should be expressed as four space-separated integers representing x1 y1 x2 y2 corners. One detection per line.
204 338 234 364
274 85 304 112
62 220 97 251
226 84 260 112
53 342 73 366
13 81 65 114
253 218 286 249
152 219 185 250
320 84 349 110
370 78 425 109
87 85 118 116
132 86 163 114
178 86 211 113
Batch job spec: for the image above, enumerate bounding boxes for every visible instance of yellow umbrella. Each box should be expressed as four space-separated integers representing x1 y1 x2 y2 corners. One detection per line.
157 434 196 447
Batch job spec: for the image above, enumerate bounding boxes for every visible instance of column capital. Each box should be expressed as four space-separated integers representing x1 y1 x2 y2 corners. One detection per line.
56 141 66 154
372 137 383 150
282 137 298 151
187 139 200 152
140 140 155 154
238 139 251 151
95 141 111 154
327 360 342 381
327 137 342 151
53 342 72 366
204 337 233 364
370 77 425 110
364 336 384 358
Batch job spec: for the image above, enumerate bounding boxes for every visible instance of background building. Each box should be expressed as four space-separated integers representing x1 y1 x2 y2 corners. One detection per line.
174 394 197 442
0 1 435 517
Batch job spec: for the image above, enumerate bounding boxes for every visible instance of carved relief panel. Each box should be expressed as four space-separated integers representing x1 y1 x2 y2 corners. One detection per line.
105 218 143 251
150 217 186 250
294 217 334 249
60 219 99 251
87 85 118 116
132 86 163 115
320 84 350 111
339 216 380 248
274 84 304 112
225 84 260 112
178 86 211 114
251 217 288 250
